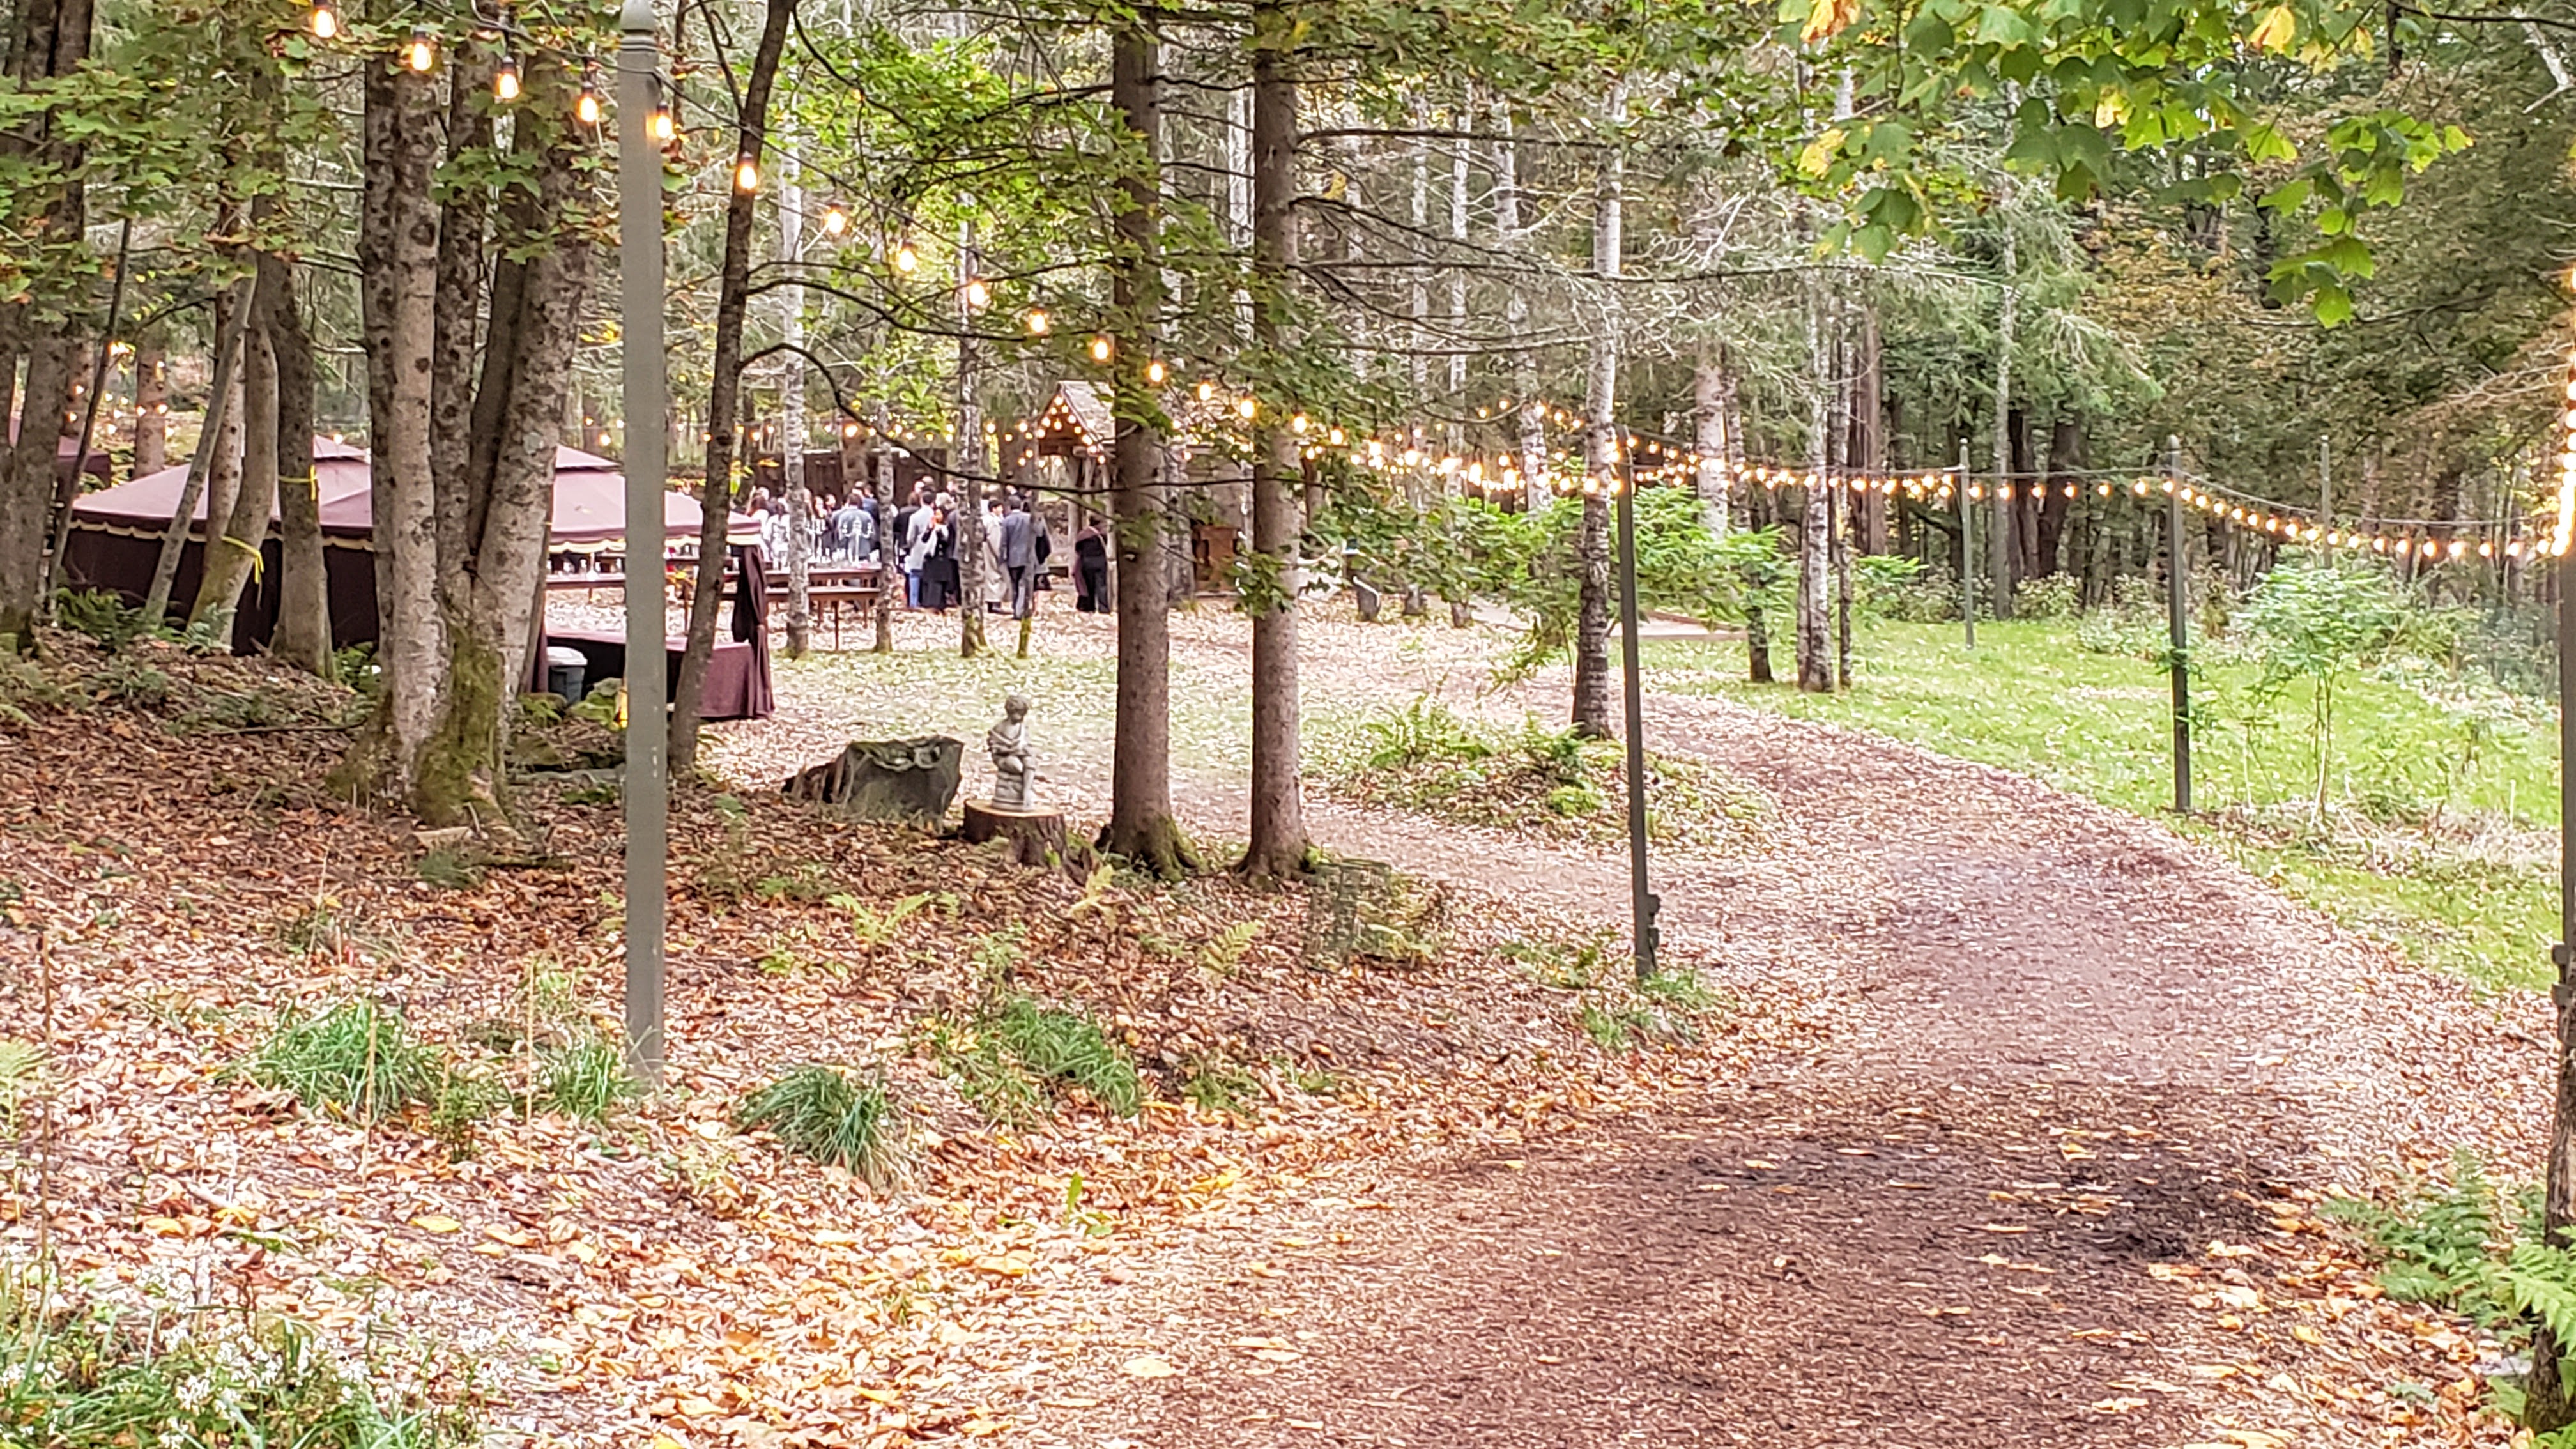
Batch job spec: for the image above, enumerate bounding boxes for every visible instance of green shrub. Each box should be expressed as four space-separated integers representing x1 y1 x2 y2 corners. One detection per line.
92 658 168 707
425 1066 508 1153
2012 573 2083 620
1578 1000 1651 1052
1180 1060 1261 1119
1362 695 1487 769
52 589 153 650
734 1064 903 1185
243 1001 438 1123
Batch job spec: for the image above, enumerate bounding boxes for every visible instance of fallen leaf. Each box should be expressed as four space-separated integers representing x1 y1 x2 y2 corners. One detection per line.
1123 1356 1179 1379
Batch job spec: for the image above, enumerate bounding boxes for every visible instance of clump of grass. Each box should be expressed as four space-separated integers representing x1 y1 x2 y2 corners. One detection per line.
415 849 483 891
1502 933 1613 991
0 1269 484 1447
733 1065 903 1186
1639 969 1726 1013
539 1031 634 1123
243 1001 436 1123
425 1066 508 1154
928 995 1143 1123
0 1039 42 1136
1179 1060 1261 1119
1577 1000 1653 1054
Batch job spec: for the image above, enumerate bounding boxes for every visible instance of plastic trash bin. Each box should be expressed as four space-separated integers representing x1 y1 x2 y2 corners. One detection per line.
544 645 587 703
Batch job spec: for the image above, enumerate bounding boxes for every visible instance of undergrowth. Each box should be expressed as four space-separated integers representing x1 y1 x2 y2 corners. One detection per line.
927 994 1142 1124
0 1269 483 1447
2325 1153 2576 1432
1317 695 1768 852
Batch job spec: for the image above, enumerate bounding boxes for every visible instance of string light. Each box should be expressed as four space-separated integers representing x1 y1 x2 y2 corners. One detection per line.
309 0 338 38
404 27 436 71
1089 335 1112 363
733 155 760 192
651 100 677 143
893 240 919 274
1145 359 1167 385
963 277 990 310
1022 308 1048 335
1237 397 1258 420
821 204 848 236
576 65 603 125
493 54 521 102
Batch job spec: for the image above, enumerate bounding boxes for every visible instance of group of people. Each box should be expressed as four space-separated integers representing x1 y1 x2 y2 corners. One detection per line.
742 481 1112 620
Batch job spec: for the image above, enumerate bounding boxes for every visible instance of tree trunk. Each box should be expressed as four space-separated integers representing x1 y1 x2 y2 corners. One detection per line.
956 217 986 657
1694 341 1733 536
1989 200 2016 618
266 253 330 675
1851 307 1885 554
1570 81 1623 740
871 434 894 653
1796 288 1832 693
673 0 793 769
141 274 252 626
1102 20 1194 878
2038 415 2082 578
0 0 93 650
126 339 165 477
191 275 278 631
1239 0 1309 881
334 52 444 804
412 69 594 827
781 129 813 659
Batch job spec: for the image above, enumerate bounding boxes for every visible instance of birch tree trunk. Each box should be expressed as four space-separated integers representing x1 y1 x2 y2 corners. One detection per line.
1570 82 1623 740
1989 190 2017 618
141 277 249 624
1239 0 1310 880
1796 285 1832 693
1693 342 1733 536
132 341 167 477
781 130 813 658
1104 19 1194 877
1489 101 1545 510
872 425 895 654
673 0 793 769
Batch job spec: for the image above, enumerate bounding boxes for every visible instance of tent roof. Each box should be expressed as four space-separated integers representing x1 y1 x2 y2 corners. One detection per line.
70 438 734 546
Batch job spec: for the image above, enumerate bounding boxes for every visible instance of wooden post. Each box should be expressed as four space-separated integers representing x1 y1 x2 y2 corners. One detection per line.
2165 435 2191 815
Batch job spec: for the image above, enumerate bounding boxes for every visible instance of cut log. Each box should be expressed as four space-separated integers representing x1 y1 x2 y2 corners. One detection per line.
963 801 1068 866
782 737 962 825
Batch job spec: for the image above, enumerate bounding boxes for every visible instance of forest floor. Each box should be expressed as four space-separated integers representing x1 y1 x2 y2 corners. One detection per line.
0 599 2554 1447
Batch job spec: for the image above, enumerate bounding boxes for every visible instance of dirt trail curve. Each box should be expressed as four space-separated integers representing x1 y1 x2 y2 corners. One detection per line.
1060 687 2545 1448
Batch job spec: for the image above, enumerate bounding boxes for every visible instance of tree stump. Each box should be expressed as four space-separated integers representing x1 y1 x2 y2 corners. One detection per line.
962 801 1068 866
781 737 962 825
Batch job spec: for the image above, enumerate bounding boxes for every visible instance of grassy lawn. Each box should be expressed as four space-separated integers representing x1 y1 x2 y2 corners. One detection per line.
1649 618 2560 992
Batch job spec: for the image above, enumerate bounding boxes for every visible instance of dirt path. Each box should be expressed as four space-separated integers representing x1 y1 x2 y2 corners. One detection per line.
1057 683 2543 1448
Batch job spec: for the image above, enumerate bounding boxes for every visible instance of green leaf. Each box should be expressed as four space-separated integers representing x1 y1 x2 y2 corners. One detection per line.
2311 284 2354 327
2256 177 2311 211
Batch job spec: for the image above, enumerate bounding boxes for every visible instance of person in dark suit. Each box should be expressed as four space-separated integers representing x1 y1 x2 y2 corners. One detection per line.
1073 520 1108 613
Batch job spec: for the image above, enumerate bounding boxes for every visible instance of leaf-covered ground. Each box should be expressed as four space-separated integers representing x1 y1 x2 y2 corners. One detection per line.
0 604 2555 1447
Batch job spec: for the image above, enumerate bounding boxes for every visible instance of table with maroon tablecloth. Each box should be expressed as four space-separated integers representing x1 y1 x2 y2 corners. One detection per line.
542 629 774 722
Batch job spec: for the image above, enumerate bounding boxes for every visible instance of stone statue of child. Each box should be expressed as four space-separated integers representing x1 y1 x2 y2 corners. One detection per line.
988 694 1032 809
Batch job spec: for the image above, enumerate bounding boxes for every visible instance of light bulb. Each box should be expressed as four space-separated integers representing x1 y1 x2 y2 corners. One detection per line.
576 86 602 125
1236 397 1257 420
310 1 338 38
405 30 436 70
1195 380 1215 402
893 241 919 273
822 206 847 236
1328 428 1344 446
964 277 990 309
1089 335 1112 363
493 58 520 102
1023 309 1048 335
1291 414 1308 434
1145 359 1166 384
735 156 760 192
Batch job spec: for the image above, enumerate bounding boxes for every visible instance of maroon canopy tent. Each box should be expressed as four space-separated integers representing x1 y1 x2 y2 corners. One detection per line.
59 440 773 720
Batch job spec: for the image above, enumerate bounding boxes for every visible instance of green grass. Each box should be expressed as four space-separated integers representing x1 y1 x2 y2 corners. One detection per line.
733 1065 905 1185
0 1271 482 1447
1650 618 2558 990
243 1001 440 1123
926 994 1143 1123
539 1031 636 1123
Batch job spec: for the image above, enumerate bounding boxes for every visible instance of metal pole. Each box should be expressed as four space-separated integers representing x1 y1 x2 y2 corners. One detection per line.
1615 445 1659 981
2559 544 2573 1011
2165 434 2191 815
2317 433 2334 556
619 0 669 1087
1957 439 1975 648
